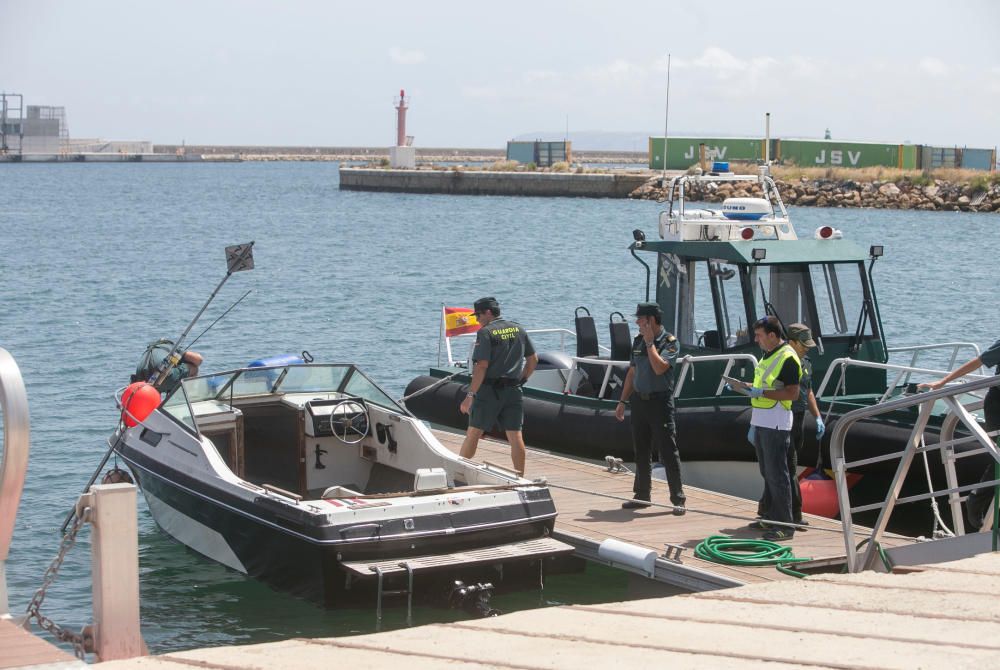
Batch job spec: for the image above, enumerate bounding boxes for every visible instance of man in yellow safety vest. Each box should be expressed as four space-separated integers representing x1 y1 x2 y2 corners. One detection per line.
738 316 802 541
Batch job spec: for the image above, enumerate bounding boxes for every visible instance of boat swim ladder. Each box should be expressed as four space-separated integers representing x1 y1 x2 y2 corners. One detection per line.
0 347 30 618
830 375 1000 573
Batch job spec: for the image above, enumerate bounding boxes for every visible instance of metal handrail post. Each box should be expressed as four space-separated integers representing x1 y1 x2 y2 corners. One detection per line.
830 374 1000 571
0 347 30 617
858 400 934 571
938 409 970 536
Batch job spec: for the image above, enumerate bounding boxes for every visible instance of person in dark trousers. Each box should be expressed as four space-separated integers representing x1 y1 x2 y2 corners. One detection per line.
459 297 538 475
733 316 801 541
614 302 686 515
921 337 1000 530
757 323 826 526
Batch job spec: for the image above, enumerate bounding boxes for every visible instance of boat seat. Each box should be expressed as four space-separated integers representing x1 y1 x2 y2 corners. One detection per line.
703 329 722 350
574 306 599 358
609 312 631 361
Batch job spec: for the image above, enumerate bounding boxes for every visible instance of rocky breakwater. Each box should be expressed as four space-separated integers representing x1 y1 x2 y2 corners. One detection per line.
631 176 1000 213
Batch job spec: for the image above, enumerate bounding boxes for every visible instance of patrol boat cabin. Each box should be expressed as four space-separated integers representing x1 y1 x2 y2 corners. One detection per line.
406 169 993 514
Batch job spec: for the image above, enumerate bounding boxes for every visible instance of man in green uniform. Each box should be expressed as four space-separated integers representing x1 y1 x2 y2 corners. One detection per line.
459 297 538 475
614 302 686 514
921 336 1000 530
132 339 204 396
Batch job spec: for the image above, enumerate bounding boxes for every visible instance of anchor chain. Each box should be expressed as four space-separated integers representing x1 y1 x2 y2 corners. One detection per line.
23 506 93 660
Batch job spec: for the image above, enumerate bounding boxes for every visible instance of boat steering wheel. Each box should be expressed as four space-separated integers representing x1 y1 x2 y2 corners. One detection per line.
328 399 370 444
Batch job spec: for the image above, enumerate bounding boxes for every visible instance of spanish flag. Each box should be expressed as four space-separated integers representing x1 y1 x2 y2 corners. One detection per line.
444 307 480 337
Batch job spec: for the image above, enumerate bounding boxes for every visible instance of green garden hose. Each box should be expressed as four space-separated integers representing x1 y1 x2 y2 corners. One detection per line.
694 534 812 578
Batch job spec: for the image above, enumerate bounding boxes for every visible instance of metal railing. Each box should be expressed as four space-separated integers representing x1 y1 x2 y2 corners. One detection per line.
0 347 30 617
885 342 983 392
673 353 760 398
444 327 591 366
561 356 629 397
814 356 992 405
830 375 1000 573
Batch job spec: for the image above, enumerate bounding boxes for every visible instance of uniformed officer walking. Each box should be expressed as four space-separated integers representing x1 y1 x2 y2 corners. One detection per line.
459 297 538 475
614 302 686 514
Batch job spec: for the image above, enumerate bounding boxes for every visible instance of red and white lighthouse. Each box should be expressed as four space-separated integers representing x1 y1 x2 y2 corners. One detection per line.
389 89 415 168
395 89 408 148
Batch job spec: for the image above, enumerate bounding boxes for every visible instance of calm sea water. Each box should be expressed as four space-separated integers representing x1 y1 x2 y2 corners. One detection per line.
1 162 996 654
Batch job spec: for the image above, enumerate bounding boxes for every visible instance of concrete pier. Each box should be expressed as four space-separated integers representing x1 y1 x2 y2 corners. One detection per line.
338 167 653 198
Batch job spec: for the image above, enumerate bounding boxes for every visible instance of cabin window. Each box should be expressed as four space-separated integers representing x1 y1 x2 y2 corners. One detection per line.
711 261 753 349
678 260 753 350
748 264 817 330
809 262 873 338
688 260 716 347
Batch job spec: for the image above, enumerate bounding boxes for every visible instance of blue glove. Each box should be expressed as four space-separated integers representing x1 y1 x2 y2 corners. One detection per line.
816 416 826 438
724 383 733 393
748 387 765 399
747 426 756 444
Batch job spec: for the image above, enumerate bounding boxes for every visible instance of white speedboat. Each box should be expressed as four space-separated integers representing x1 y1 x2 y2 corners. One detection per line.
114 358 571 607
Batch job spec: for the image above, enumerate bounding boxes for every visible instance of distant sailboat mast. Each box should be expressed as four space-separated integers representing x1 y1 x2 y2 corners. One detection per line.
662 53 671 180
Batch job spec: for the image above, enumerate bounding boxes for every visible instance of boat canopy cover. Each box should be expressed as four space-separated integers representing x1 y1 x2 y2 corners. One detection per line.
639 239 870 264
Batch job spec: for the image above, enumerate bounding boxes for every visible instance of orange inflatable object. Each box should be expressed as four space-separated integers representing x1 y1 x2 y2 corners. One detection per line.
122 381 160 427
798 468 862 519
799 476 840 518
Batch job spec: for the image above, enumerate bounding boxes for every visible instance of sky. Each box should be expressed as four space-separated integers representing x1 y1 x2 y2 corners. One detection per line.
2 0 999 149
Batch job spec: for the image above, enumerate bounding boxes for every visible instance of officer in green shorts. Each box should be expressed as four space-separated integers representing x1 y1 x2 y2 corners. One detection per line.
459 297 538 475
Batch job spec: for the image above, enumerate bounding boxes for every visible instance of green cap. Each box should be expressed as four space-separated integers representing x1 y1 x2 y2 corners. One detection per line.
787 322 817 348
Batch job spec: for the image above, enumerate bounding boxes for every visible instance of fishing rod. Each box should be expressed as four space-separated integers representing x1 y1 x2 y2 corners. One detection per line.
185 288 253 351
151 242 255 388
60 243 256 534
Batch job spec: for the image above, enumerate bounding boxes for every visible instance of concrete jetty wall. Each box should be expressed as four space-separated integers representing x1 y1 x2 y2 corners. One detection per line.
338 167 652 198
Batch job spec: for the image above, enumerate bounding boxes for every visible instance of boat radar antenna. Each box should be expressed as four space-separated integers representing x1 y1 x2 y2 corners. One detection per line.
151 242 256 388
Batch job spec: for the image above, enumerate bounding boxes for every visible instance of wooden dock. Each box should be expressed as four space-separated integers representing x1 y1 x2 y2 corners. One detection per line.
100 552 1000 669
432 430 908 589
0 618 83 669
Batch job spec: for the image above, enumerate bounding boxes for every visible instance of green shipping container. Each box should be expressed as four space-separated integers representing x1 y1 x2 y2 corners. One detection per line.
777 139 903 169
648 137 767 170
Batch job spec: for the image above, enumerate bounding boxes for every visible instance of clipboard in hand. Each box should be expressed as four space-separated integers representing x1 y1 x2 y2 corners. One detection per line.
721 375 752 396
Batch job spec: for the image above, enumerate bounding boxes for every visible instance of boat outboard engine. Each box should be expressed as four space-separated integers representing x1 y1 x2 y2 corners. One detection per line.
448 580 499 617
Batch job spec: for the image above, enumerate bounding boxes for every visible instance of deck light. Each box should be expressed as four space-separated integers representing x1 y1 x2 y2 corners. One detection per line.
869 245 884 258
816 226 834 239
751 248 766 262
632 228 646 249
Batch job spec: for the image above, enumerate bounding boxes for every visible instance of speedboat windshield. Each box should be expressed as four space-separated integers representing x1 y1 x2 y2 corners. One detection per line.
161 364 405 433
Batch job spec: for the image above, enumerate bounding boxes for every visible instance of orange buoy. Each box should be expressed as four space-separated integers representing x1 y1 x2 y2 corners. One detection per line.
122 381 160 427
798 468 862 519
799 475 840 518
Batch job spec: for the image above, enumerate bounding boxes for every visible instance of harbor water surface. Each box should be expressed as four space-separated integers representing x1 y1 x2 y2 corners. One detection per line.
1 162 995 653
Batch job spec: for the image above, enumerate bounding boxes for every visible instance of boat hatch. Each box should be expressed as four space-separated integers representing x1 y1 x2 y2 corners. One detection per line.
340 537 574 577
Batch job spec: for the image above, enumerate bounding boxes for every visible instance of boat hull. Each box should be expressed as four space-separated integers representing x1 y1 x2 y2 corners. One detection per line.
119 445 562 607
